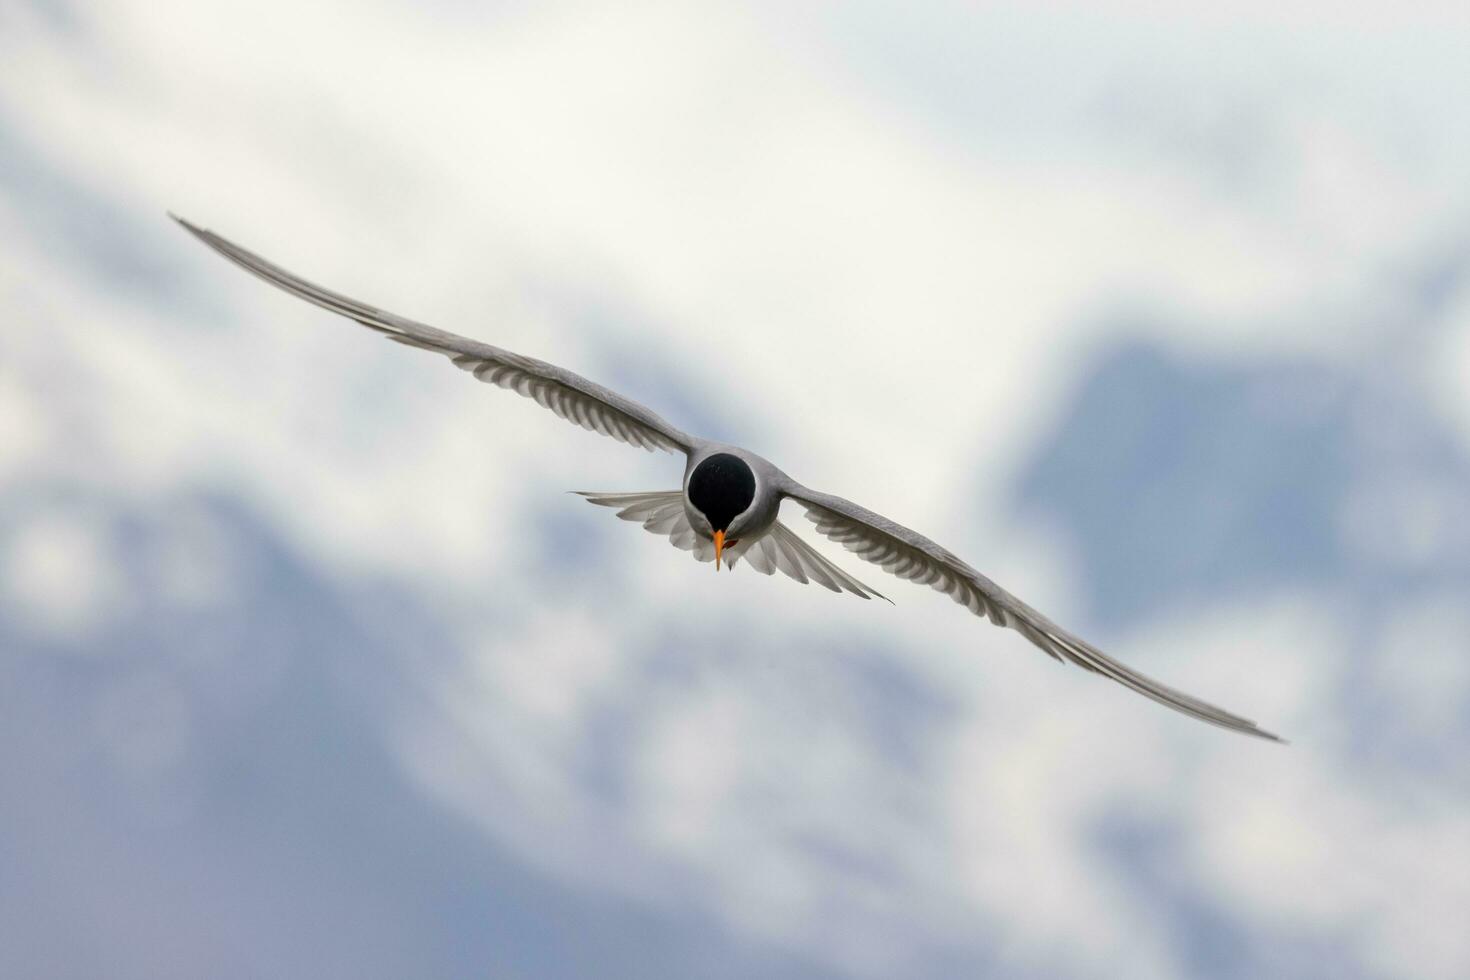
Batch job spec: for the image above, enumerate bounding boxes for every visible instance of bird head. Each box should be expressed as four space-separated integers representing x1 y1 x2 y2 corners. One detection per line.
687 452 757 572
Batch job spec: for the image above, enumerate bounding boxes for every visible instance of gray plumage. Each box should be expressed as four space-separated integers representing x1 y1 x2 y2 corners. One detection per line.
173 214 1282 742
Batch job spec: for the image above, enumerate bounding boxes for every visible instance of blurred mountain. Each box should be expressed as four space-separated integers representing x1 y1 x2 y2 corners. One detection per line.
0 487 843 980
1017 337 1470 629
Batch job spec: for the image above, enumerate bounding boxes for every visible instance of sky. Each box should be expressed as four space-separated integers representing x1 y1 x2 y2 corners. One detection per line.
3 1 1470 977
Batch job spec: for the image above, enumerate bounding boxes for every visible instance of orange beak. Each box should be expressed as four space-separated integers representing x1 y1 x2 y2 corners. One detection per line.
713 530 725 571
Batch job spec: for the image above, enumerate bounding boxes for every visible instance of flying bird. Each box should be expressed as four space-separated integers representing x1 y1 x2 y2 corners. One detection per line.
173 215 1281 742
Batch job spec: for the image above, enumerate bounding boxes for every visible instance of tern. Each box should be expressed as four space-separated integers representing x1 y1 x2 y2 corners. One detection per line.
173 216 1280 741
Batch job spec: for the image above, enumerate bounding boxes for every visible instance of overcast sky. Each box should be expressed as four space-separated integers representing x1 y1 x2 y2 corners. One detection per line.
3 2 1470 978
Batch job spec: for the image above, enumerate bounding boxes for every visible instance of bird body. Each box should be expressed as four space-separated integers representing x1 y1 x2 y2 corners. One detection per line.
174 214 1282 742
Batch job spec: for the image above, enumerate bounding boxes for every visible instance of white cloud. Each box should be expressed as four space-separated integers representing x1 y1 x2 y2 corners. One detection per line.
0 368 46 482
2 509 128 643
5 1 1470 976
1427 285 1470 453
1193 751 1470 980
1370 596 1470 738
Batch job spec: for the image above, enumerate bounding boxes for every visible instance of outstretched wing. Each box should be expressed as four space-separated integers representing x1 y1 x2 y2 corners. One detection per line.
741 522 888 602
173 216 697 455
785 484 1281 741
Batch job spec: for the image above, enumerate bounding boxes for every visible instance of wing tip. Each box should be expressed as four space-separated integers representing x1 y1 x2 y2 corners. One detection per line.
170 211 204 239
1243 724 1287 744
169 211 209 238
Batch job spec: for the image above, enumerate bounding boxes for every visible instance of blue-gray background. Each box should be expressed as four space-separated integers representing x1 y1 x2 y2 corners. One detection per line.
3 3 1468 977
